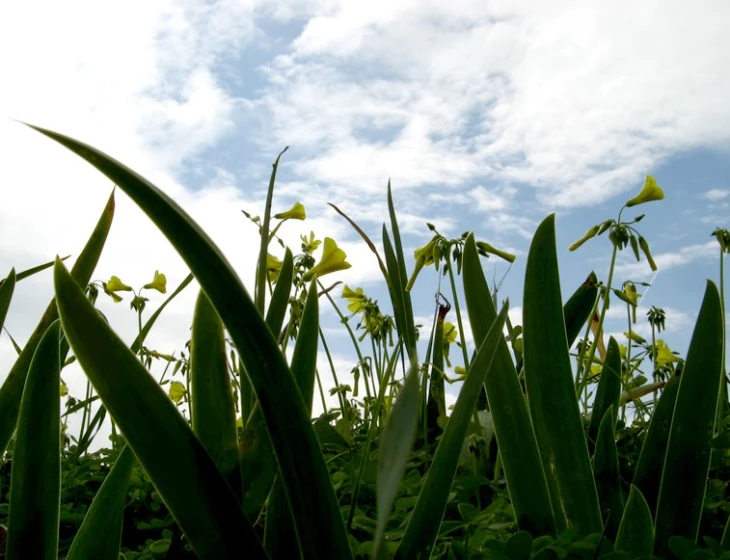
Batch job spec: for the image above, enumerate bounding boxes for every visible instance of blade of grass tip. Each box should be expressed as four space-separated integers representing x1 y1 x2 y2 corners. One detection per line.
373 362 421 559
386 183 418 363
587 337 622 451
53 258 264 559
523 214 603 535
0 257 70 290
0 190 114 459
6 320 62 560
130 272 194 355
191 289 238 477
30 125 351 560
632 370 680 514
563 271 599 348
615 485 654 558
265 278 319 557
654 281 723 557
426 304 447 442
328 202 391 288
0 268 16 333
265 247 294 339
395 303 510 560
255 146 288 314
592 405 624 540
462 234 555 537
65 444 136 560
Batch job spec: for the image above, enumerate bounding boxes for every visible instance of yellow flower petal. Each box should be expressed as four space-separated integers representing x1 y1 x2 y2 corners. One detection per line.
143 270 167 294
106 276 132 292
168 381 186 404
274 201 306 221
625 175 664 208
302 237 352 281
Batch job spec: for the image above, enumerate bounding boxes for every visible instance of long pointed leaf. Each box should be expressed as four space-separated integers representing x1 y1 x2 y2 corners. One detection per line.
593 405 624 539
65 444 136 560
395 303 509 560
615 485 654 557
462 234 555 536
588 336 622 450
0 190 114 458
31 124 351 560
523 214 602 534
6 320 62 560
654 281 723 556
0 269 16 333
53 258 263 560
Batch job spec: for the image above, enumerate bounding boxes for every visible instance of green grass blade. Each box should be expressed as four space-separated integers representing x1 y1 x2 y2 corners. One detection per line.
31 124 350 560
523 214 603 534
374 363 421 558
563 271 598 347
654 281 723 556
0 190 114 459
593 405 624 539
265 279 319 557
426 306 446 441
65 444 136 560
0 257 70 291
615 485 654 557
53 258 263 560
265 247 293 341
6 320 62 560
0 268 16 333
395 303 510 560
632 371 680 513
191 289 238 475
462 235 555 536
588 336 622 449
130 272 194 354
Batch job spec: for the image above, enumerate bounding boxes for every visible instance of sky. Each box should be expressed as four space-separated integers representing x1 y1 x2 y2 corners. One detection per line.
1 0 730 442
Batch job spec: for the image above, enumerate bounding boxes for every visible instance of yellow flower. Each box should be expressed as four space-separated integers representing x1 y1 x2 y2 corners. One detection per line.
655 340 680 367
342 285 367 314
476 241 517 263
625 175 664 208
267 253 283 283
624 331 647 345
302 237 352 281
168 381 186 404
106 276 132 292
274 202 306 221
143 270 167 294
406 236 439 292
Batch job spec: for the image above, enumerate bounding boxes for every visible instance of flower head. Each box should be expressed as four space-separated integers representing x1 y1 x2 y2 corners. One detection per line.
143 270 167 294
625 175 664 208
342 285 367 314
302 237 352 281
274 202 306 221
267 253 283 283
106 276 132 292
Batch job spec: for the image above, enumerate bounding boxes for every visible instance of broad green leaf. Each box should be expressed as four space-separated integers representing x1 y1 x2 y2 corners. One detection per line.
523 214 602 534
31 125 351 559
374 362 421 558
265 279 320 557
462 234 555 536
615 485 653 557
593 405 624 539
130 272 194 354
0 190 114 458
190 290 238 475
654 281 723 557
53 258 263 559
65 444 136 560
6 320 62 560
0 268 16 333
588 337 622 450
395 303 509 560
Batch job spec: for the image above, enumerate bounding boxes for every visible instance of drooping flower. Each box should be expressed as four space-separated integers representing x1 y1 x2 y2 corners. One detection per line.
274 202 306 221
267 253 283 283
106 276 132 292
405 236 440 292
342 285 368 314
476 241 517 263
143 270 167 294
302 237 352 281
569 225 600 252
625 175 664 208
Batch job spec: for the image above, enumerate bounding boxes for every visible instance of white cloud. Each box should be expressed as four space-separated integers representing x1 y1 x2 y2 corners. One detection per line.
702 189 730 201
615 241 717 279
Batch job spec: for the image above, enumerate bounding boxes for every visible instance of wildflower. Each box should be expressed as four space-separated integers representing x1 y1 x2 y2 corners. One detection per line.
267 253 283 283
476 241 517 263
625 175 664 208
654 340 680 367
406 236 440 292
302 237 352 281
274 202 306 221
624 331 647 345
569 225 600 252
342 285 368 314
168 381 186 404
106 276 132 292
143 270 167 294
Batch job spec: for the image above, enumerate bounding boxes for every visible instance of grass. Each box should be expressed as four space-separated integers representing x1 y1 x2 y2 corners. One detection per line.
0 125 729 559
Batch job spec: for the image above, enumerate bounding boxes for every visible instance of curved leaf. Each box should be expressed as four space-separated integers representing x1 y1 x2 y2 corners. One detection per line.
593 405 624 539
615 485 653 557
588 337 622 450
0 268 16 333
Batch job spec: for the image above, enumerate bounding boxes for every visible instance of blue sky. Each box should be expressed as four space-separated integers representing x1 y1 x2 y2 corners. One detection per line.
1 0 729 420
